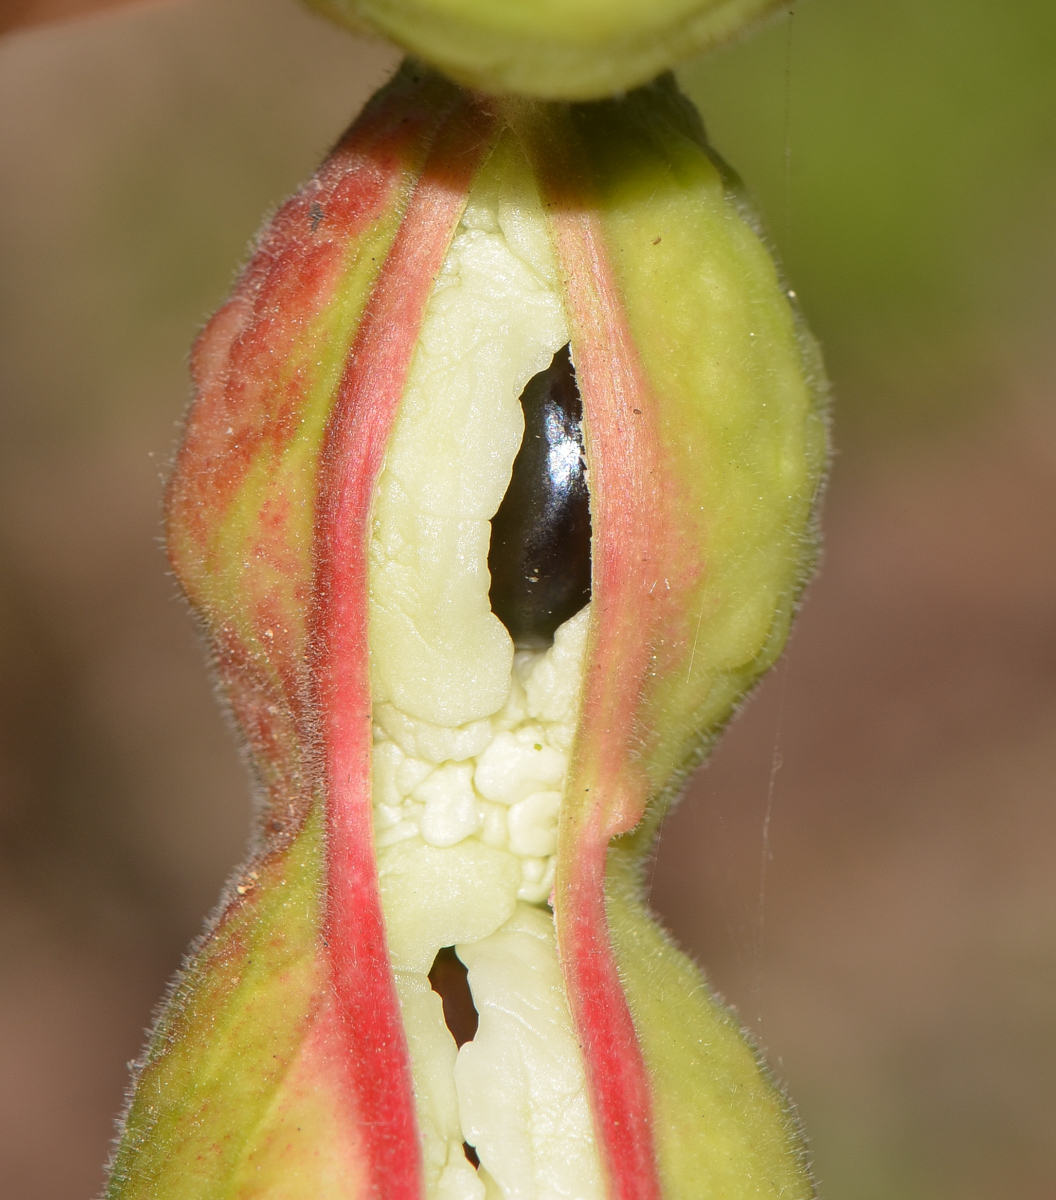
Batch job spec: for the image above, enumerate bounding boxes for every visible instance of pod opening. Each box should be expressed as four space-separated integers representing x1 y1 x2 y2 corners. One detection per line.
428 945 479 1049
428 946 483 1169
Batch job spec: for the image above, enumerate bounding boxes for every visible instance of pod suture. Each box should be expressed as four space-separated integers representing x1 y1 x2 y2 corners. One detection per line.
489 342 592 650
109 63 827 1200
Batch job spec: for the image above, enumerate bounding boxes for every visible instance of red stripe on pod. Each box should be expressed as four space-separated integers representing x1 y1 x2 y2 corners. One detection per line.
548 204 668 1200
175 80 448 580
167 73 467 824
312 98 499 1199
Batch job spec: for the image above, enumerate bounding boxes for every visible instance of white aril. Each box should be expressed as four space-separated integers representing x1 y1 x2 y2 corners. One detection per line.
367 137 602 1200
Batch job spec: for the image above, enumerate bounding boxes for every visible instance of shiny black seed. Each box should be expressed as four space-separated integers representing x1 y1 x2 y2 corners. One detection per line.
489 344 591 649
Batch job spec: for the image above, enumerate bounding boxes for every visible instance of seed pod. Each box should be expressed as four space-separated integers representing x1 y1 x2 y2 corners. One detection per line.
304 0 786 100
109 63 826 1200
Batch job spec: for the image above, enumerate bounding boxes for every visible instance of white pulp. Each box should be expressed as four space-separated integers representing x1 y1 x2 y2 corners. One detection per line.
367 139 603 1200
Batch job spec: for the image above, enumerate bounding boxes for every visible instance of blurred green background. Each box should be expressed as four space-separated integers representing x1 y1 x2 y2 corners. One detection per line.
0 1 1053 1198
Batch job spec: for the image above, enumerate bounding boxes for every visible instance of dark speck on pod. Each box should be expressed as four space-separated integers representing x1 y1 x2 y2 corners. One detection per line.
489 343 591 650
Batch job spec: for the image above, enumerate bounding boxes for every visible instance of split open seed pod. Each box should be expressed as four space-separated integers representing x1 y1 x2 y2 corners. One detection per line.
109 63 827 1200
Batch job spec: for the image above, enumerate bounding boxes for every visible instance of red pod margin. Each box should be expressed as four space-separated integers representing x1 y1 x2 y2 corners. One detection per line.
110 62 823 1200
308 89 498 1200
508 88 824 1200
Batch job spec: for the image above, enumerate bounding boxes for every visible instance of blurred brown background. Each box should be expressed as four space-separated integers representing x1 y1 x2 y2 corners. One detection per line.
0 1 1053 1197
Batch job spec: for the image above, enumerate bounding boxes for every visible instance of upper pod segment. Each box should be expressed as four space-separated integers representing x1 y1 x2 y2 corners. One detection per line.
304 0 786 99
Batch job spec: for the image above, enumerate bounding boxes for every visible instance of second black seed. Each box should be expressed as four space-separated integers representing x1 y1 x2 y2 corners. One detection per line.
428 946 478 1049
488 344 591 649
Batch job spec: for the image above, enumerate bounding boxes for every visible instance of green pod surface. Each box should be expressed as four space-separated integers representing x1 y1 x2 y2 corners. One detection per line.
304 0 786 100
108 63 826 1200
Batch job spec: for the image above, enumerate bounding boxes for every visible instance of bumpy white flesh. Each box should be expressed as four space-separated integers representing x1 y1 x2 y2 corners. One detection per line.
457 905 602 1200
367 138 603 1200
